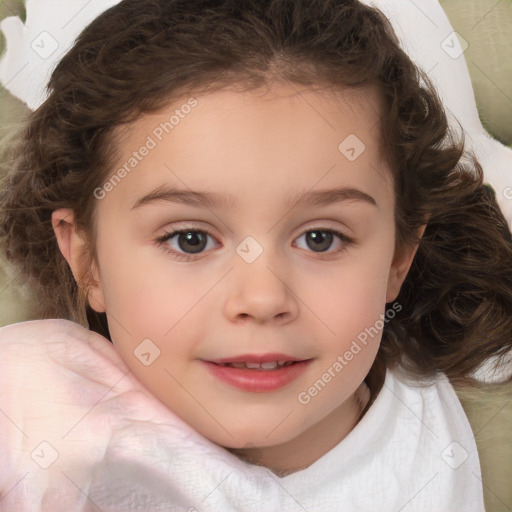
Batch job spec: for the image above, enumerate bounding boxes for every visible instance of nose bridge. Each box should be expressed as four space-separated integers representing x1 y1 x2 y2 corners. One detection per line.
223 235 298 323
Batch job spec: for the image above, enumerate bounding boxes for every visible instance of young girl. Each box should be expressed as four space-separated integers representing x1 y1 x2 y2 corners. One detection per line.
1 0 511 510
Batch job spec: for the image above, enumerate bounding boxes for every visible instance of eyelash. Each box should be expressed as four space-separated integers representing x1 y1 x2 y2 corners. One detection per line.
155 226 354 262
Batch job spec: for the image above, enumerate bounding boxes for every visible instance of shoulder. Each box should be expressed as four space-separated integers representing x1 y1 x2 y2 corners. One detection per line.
379 366 481 462
387 366 469 422
357 366 477 449
373 367 485 505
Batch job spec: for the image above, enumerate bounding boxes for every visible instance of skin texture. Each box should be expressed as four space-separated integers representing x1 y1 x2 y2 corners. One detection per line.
52 82 423 476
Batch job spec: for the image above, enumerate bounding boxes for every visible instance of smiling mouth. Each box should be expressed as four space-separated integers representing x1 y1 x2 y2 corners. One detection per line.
202 358 313 392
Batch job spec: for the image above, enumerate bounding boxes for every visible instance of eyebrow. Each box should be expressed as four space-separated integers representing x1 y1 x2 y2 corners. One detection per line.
130 184 377 210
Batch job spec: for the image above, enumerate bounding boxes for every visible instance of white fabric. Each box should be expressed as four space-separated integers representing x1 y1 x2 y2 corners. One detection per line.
0 319 485 511
0 0 121 110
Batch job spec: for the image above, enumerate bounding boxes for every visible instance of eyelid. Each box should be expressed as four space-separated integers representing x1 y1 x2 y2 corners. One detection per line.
156 221 221 242
156 219 352 238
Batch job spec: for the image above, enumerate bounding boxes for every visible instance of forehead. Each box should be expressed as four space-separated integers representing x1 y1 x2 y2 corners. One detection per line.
102 83 392 213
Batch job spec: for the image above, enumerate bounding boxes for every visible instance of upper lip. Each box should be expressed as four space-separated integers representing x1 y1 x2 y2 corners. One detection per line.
204 353 310 364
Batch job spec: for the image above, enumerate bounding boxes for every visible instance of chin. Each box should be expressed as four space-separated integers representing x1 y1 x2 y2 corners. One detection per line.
210 426 299 452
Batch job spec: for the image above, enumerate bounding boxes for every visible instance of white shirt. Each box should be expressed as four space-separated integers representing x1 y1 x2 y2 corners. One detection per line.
0 319 485 511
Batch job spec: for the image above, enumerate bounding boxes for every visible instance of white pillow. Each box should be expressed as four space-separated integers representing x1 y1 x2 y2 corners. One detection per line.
0 0 121 110
359 0 512 227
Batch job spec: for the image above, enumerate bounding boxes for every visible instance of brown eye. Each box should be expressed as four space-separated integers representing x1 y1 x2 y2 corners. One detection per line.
294 228 353 255
157 229 218 258
175 231 208 253
304 230 334 252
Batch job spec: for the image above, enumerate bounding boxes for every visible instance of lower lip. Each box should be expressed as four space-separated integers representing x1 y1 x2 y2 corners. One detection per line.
201 360 313 392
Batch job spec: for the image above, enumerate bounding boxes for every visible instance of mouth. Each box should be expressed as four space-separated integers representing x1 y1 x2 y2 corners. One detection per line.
201 354 314 392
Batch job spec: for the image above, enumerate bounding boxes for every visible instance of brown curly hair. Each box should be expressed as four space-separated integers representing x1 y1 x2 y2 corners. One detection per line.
1 0 512 391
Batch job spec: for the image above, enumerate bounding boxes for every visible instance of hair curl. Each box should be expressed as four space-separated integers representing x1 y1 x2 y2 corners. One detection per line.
1 0 512 392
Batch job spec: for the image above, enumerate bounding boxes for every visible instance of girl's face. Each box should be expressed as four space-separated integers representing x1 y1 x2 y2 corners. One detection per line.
53 82 419 474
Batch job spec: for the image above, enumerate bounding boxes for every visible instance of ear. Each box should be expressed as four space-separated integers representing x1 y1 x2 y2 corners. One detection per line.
386 223 427 303
51 208 106 313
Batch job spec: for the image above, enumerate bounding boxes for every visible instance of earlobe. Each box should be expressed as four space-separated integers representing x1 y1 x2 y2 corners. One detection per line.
51 208 106 313
386 223 427 303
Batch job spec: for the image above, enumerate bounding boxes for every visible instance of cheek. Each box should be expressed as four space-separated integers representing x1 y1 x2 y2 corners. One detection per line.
96 237 215 374
96 232 188 322
302 248 393 339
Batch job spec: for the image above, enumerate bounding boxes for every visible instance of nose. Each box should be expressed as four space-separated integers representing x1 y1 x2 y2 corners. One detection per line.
223 250 299 325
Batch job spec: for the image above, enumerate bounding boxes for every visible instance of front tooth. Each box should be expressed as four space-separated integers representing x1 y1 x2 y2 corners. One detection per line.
260 361 278 370
245 362 262 369
230 362 247 369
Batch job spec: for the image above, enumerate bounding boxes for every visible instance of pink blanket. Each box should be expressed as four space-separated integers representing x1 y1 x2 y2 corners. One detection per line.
0 319 263 511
